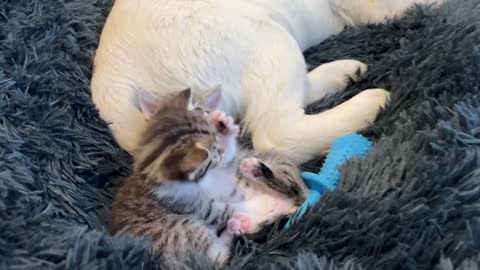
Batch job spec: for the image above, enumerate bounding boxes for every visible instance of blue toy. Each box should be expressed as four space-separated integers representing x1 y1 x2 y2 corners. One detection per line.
284 133 373 229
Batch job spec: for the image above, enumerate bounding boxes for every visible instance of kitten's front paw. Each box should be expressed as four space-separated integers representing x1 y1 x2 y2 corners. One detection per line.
240 158 273 180
227 213 251 236
210 111 239 136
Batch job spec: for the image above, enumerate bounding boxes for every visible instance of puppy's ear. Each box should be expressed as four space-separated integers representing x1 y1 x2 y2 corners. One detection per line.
137 89 160 120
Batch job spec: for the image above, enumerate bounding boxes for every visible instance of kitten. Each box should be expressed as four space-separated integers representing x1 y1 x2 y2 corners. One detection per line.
109 89 308 268
206 110 309 236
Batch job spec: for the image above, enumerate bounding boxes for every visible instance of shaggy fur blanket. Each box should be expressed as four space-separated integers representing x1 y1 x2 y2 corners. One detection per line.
1 0 479 269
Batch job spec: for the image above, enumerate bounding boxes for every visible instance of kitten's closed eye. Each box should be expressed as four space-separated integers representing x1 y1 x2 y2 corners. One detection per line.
193 106 210 116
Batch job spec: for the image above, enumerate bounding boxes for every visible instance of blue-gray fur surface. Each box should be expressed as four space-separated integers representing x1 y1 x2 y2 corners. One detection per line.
1 0 479 269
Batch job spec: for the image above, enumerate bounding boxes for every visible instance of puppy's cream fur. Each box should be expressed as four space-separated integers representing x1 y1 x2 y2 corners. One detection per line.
91 0 441 163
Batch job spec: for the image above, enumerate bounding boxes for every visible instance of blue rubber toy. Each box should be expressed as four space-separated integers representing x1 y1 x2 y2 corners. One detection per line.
284 133 373 229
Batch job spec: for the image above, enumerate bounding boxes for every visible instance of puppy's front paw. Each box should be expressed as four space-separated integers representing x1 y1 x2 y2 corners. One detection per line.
358 88 391 109
335 59 368 85
310 59 368 92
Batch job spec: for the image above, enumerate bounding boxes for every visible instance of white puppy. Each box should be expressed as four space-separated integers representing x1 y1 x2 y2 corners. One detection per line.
91 0 441 163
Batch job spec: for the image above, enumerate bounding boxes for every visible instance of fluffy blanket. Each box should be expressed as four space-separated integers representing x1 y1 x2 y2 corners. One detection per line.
1 0 479 269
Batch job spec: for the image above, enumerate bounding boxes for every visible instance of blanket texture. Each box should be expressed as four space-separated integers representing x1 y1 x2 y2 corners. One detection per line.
1 0 480 269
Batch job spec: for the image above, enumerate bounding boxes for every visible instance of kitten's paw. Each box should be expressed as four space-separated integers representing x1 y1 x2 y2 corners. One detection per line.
210 111 239 136
240 158 274 180
240 158 262 179
344 88 390 126
227 213 251 236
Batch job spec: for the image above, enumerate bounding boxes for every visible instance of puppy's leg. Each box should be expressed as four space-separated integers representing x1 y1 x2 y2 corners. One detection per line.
306 59 368 104
329 0 444 26
242 27 390 164
210 110 239 166
249 88 390 164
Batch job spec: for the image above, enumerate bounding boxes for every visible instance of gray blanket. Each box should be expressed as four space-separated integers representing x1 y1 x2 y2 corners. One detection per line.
1 0 479 269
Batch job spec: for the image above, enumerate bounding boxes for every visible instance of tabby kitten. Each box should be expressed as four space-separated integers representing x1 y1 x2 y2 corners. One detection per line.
109 89 308 268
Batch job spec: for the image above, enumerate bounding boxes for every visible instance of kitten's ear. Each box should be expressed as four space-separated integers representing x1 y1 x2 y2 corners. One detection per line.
205 85 222 111
137 89 159 120
171 89 193 110
181 143 210 180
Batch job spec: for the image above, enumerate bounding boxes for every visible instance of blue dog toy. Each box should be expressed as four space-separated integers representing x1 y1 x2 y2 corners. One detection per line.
284 133 373 229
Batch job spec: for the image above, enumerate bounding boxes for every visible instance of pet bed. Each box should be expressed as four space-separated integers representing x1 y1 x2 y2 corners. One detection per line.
0 0 479 269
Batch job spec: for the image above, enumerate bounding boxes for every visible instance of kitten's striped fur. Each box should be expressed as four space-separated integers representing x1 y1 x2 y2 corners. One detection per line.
109 89 308 268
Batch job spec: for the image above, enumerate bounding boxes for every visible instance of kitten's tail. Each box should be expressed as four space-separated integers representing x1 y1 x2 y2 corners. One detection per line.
246 89 390 164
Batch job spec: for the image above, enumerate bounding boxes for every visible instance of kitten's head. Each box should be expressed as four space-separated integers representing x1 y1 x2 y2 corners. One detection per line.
133 88 223 184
